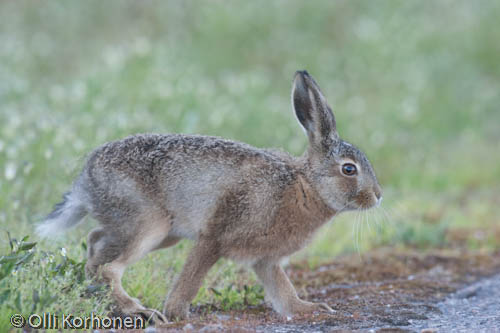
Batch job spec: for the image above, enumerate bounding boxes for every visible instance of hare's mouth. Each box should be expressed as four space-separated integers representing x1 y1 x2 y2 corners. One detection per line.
351 194 380 211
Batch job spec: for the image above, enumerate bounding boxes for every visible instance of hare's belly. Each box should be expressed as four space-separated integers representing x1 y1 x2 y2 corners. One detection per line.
163 167 237 240
168 196 217 240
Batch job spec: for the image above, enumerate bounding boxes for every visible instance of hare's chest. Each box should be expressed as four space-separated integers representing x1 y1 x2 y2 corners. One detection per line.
224 206 329 261
268 210 325 254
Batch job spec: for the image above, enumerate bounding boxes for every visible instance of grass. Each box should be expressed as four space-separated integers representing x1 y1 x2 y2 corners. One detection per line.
1 1 499 330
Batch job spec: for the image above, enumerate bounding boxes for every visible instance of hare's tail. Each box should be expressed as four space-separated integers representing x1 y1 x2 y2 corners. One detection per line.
36 191 88 238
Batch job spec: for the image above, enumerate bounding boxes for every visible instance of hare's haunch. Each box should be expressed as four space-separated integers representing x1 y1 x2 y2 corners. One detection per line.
37 71 382 321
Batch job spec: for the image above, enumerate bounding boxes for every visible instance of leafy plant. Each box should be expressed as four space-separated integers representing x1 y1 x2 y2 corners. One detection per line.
0 232 37 282
210 284 264 311
0 232 110 330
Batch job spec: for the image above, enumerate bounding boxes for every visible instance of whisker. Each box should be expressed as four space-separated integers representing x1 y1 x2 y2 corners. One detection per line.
374 207 382 231
364 210 371 247
354 211 361 256
352 211 358 252
355 212 361 256
365 209 373 235
377 207 387 234
380 205 395 228
361 210 366 247
373 208 383 243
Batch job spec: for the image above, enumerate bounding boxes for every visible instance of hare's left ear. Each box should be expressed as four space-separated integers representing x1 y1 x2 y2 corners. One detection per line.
292 70 339 153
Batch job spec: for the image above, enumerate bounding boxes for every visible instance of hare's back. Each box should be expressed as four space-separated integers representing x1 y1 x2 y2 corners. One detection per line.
88 133 290 170
84 133 293 190
81 133 295 239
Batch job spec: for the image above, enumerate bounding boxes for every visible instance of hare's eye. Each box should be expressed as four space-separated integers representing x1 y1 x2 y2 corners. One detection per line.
342 163 357 176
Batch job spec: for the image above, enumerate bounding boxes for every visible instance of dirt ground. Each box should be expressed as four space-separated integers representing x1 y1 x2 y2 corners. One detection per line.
152 244 500 332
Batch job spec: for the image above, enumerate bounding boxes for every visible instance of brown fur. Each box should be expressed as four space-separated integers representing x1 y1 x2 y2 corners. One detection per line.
37 71 382 322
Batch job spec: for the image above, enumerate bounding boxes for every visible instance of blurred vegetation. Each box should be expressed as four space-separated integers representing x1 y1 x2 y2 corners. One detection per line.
0 0 499 328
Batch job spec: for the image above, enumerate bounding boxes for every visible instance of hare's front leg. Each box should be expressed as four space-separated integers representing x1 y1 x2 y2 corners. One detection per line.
163 240 220 320
253 259 334 317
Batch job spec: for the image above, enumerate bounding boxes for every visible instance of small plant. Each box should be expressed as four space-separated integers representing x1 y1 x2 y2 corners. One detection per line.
0 232 111 331
0 232 37 283
210 284 264 311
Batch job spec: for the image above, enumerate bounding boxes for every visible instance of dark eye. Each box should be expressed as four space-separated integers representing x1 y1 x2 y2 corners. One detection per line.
342 163 357 176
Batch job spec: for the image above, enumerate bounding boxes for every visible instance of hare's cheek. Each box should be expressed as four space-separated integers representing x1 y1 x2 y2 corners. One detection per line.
335 176 358 199
321 176 357 210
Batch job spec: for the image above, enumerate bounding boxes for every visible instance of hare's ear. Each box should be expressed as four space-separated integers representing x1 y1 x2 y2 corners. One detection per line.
292 70 339 153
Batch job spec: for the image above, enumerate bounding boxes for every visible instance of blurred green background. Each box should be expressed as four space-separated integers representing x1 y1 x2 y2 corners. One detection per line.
1 0 499 327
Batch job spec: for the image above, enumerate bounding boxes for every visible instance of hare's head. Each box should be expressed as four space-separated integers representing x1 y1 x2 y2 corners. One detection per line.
292 70 382 212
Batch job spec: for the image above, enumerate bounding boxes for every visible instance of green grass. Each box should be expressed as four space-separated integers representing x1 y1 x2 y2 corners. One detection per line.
1 1 500 330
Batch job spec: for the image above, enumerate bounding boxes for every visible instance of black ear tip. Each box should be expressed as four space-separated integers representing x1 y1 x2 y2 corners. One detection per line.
295 70 310 78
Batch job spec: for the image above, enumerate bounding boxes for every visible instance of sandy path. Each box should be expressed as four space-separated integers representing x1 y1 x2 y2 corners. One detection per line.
154 249 500 332
407 273 500 332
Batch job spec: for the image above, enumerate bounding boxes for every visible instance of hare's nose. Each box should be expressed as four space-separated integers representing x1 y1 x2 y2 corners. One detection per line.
373 185 382 200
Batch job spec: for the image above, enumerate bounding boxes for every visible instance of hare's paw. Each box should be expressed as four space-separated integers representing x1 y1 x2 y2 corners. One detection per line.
290 300 335 315
314 302 335 314
116 301 168 325
132 308 168 324
163 302 189 321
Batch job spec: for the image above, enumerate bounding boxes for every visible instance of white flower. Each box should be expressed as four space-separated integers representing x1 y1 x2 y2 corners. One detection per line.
4 162 16 180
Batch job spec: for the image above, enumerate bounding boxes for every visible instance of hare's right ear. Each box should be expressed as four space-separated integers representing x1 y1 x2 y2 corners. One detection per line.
292 70 339 153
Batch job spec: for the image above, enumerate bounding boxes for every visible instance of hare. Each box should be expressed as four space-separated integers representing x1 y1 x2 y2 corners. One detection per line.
37 70 382 322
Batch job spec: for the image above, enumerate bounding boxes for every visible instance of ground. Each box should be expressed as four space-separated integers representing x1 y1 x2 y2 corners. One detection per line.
152 247 500 332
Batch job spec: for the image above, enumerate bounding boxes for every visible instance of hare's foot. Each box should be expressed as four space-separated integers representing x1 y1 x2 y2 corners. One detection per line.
289 299 335 315
113 299 167 324
252 259 335 317
129 306 168 324
100 262 167 324
163 302 189 321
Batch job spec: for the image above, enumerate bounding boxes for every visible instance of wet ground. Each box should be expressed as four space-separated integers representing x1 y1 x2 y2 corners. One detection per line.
407 273 500 332
154 247 500 332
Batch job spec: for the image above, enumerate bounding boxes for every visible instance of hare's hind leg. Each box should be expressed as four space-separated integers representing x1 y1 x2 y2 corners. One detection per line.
85 227 108 278
86 216 172 323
